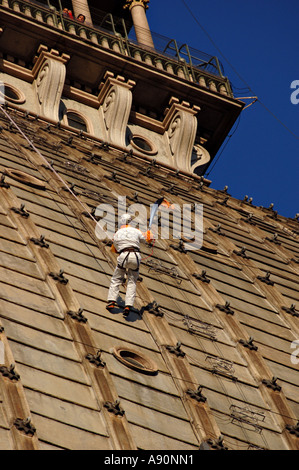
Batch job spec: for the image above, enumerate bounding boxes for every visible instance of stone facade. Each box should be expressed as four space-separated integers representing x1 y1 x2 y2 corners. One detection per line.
0 0 298 451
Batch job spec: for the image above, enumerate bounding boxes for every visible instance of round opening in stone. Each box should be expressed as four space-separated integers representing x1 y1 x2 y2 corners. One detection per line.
113 347 158 375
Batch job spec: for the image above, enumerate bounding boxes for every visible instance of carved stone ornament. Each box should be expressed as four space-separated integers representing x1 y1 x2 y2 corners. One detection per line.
124 0 150 10
164 97 200 174
98 72 136 148
32 46 70 121
191 143 211 172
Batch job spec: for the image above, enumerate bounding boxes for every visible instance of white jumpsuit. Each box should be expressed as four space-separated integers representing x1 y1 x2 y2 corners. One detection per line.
107 226 146 307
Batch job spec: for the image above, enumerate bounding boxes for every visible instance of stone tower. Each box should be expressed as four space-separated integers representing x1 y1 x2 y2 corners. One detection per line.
0 0 243 177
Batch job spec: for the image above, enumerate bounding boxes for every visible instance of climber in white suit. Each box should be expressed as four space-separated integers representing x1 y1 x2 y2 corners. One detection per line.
107 214 152 315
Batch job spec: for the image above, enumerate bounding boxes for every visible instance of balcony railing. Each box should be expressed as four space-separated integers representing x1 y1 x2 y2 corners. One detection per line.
0 0 233 97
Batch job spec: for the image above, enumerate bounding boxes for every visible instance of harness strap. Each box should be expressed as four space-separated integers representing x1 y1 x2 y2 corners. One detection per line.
118 249 140 272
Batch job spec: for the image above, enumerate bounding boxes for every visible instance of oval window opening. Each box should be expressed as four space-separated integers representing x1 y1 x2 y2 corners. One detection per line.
113 347 158 375
0 84 25 104
130 135 157 155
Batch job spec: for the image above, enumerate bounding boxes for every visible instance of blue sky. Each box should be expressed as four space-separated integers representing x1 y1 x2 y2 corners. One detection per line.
146 0 299 219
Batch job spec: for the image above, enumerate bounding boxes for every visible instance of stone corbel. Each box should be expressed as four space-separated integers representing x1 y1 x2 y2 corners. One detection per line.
191 142 211 173
163 97 200 174
98 71 136 148
32 45 70 121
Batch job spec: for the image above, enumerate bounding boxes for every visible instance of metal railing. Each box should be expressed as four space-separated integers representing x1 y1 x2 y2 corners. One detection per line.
0 0 233 97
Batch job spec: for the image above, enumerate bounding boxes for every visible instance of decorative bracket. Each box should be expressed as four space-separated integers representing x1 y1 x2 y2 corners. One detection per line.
98 71 135 148
163 97 200 174
193 270 210 283
282 304 298 317
32 45 70 121
0 174 10 188
286 420 299 438
257 271 274 286
30 235 49 249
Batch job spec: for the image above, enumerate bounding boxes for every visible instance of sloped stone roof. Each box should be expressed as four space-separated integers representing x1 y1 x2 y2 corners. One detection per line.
0 108 298 450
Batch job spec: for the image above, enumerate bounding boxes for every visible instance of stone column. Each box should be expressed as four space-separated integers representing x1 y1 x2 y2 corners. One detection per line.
71 0 92 25
124 0 154 49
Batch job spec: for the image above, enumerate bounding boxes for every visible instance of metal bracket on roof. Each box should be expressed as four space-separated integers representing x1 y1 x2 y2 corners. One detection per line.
286 420 299 438
30 235 49 249
0 174 10 188
186 385 207 403
217 196 229 206
233 247 248 259
266 233 281 245
257 271 274 286
104 399 125 417
67 308 87 323
86 350 106 368
143 301 164 317
209 224 224 235
262 376 281 392
239 337 258 351
216 301 234 315
63 182 79 195
170 239 187 253
11 203 30 218
166 341 186 358
203 436 228 451
192 270 210 283
282 304 299 317
14 417 36 437
106 171 120 183
49 269 69 285
242 213 256 225
0 364 20 382
99 142 110 151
